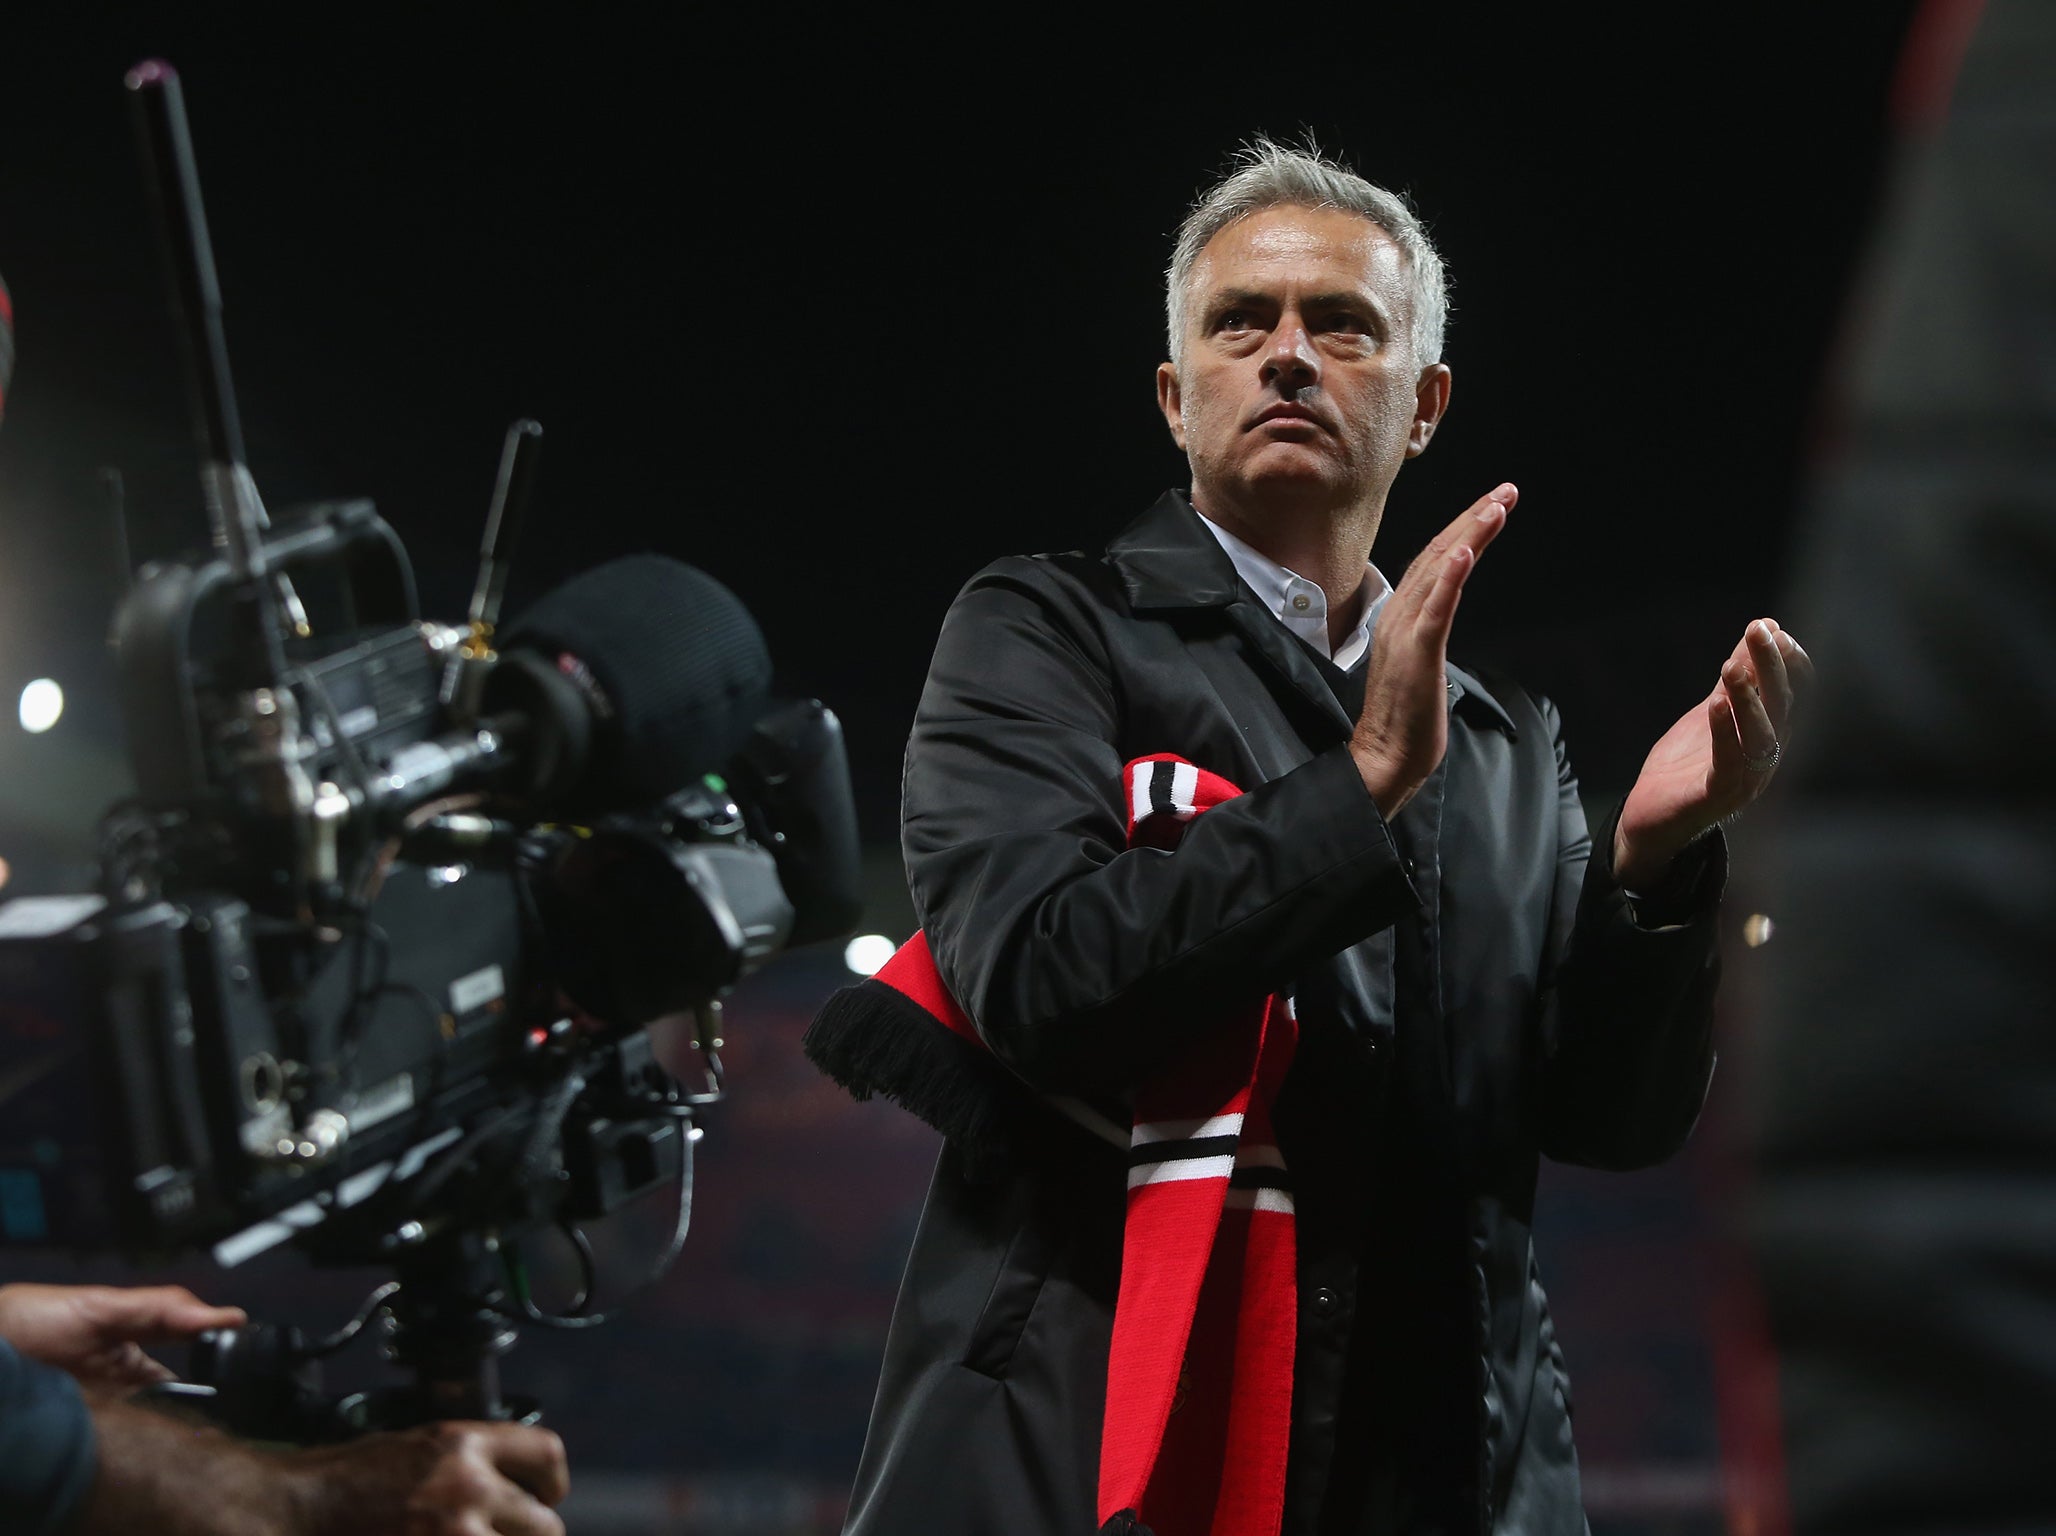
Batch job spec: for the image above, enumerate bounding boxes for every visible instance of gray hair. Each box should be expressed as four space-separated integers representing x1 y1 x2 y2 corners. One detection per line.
1165 136 1448 370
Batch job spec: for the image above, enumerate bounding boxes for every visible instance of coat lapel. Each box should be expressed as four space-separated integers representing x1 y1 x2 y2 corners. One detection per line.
1224 602 1357 745
1109 491 1358 749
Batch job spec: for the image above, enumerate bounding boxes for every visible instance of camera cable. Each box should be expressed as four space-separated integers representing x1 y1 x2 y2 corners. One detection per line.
495 1111 698 1332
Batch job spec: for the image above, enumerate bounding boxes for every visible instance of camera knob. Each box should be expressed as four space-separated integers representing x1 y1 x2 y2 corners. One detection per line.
266 1107 349 1169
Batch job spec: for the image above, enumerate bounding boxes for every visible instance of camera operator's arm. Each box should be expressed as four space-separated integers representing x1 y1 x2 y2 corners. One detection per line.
0 1339 96 1536
76 1402 569 1536
0 1284 246 1404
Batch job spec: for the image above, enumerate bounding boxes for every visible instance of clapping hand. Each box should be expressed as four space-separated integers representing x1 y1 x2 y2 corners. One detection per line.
1613 617 1814 890
1351 482 1518 816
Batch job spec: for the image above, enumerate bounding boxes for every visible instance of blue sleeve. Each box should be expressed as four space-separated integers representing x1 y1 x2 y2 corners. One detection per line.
0 1338 97 1535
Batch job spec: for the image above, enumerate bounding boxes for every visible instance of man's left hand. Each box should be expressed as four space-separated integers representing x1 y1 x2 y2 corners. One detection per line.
0 1283 247 1403
1614 618 1814 891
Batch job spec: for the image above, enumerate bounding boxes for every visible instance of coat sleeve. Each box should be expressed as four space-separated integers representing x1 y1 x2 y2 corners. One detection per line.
0 1339 98 1536
903 559 1418 1097
1532 694 1726 1170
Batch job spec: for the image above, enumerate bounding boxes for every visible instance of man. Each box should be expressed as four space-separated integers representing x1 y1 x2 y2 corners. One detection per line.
0 275 570 1535
823 140 1810 1536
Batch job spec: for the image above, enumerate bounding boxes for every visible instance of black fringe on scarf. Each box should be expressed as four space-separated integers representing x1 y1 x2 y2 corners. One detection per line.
801 979 1039 1181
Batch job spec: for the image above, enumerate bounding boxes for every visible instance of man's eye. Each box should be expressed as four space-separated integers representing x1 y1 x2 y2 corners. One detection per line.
1217 309 1253 332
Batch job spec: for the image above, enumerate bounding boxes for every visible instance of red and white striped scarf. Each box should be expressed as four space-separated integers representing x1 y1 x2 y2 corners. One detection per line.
806 754 1298 1536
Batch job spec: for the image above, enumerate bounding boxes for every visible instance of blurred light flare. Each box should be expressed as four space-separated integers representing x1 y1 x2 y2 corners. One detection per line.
18 678 62 733
844 933 896 976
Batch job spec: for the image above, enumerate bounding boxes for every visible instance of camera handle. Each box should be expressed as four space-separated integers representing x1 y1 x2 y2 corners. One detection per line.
372 1227 537 1426
171 1230 541 1440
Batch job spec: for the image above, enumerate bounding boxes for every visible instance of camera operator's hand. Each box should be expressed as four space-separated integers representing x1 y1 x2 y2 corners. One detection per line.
0 1283 246 1404
76 1401 569 1535
291 1420 571 1536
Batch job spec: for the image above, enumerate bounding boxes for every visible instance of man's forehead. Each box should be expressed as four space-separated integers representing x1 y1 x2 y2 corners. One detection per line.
1192 205 1402 292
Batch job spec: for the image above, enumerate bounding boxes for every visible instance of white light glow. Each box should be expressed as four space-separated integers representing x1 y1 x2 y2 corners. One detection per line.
18 679 62 734
843 933 897 976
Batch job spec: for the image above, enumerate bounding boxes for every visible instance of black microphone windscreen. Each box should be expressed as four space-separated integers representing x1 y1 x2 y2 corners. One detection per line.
505 554 773 809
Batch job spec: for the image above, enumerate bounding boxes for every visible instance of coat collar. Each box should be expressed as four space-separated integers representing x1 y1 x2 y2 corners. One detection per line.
1107 490 1519 740
1108 489 1246 612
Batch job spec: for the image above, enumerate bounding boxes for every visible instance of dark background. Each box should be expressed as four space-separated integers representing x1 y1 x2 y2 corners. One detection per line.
0 7 1925 1532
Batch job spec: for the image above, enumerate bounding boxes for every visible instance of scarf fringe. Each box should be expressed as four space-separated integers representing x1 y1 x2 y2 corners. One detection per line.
801 979 1034 1180
1100 1513 1154 1536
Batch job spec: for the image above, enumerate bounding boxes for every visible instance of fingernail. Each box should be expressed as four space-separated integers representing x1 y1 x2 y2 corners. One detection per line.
1477 502 1502 525
1753 619 1774 641
1493 482 1517 503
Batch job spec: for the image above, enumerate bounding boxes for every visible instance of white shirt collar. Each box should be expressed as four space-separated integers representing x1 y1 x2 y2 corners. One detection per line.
1195 511 1392 671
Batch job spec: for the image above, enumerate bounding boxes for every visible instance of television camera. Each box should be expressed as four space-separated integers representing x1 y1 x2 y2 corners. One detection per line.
0 62 861 1436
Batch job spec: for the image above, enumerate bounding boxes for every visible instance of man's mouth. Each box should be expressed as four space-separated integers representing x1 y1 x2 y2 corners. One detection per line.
1251 402 1324 431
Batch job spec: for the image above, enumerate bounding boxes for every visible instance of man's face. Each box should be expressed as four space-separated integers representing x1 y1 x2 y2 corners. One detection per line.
1157 205 1446 519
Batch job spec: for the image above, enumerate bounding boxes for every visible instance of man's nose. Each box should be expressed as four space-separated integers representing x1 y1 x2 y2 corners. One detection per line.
1260 318 1319 389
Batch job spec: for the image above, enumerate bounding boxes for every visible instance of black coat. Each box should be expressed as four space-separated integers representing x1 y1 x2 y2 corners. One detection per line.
845 492 1724 1536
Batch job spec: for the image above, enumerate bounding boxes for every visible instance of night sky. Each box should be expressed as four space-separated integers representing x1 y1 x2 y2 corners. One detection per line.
0 7 1922 861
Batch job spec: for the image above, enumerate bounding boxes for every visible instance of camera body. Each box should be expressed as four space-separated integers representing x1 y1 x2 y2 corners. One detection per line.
0 60 862 1430
0 862 534 1257
0 491 850 1270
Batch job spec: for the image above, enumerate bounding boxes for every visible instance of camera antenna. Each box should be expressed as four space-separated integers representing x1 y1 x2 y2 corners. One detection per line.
100 468 132 592
448 418 542 718
124 60 290 687
471 419 542 634
128 60 325 918
99 466 134 625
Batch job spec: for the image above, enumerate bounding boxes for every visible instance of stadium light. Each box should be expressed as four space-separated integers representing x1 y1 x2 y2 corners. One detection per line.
18 678 62 734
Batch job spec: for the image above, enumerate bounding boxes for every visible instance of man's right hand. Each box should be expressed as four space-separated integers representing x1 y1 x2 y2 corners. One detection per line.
1351 483 1517 818
78 1402 570 1536
291 1420 571 1536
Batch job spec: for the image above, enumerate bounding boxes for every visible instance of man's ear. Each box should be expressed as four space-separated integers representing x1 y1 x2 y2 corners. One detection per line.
1156 361 1187 452
1406 362 1452 458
